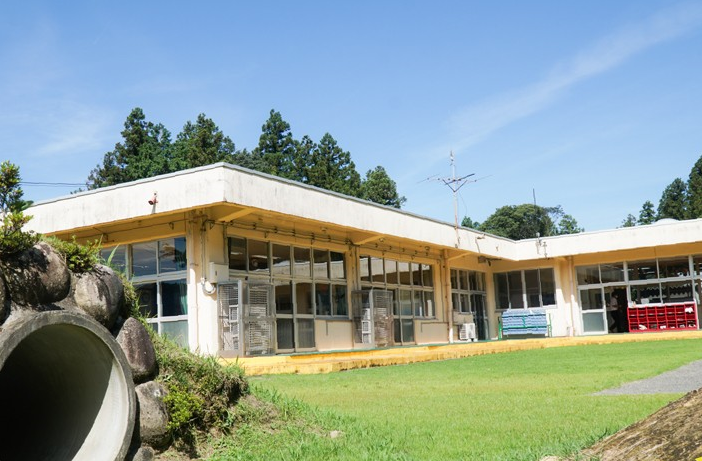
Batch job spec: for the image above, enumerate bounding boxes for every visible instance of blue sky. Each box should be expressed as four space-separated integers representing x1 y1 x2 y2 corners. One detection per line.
2 1 702 232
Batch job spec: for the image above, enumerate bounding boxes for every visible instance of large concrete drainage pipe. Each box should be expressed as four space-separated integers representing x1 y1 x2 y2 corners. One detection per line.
0 311 135 461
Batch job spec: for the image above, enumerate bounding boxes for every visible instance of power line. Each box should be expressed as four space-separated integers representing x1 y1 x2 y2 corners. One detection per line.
20 181 90 188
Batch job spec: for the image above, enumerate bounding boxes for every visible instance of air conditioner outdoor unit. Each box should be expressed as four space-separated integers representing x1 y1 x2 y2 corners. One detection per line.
458 323 477 342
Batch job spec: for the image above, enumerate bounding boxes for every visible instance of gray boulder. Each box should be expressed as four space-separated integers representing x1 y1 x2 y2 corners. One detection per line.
135 381 170 449
73 265 124 329
0 242 70 306
127 446 154 461
0 277 8 324
117 317 158 383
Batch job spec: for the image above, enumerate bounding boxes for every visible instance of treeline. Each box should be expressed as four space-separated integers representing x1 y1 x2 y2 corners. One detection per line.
87 108 406 208
462 204 583 240
622 155 702 226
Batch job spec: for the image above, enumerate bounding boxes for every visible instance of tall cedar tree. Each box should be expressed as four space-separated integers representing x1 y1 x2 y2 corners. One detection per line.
252 110 297 179
687 155 702 219
361 166 406 208
88 108 171 189
621 214 637 227
171 114 237 170
638 200 656 225
308 133 361 197
657 178 688 220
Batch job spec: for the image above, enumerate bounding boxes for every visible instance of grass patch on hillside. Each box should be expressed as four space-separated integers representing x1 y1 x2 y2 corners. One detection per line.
242 339 702 461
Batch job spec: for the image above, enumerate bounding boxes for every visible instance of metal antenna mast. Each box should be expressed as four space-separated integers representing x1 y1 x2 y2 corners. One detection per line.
430 152 475 247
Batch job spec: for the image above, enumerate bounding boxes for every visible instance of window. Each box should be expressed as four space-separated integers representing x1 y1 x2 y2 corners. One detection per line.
494 268 556 309
450 269 486 314
359 255 436 320
130 237 189 348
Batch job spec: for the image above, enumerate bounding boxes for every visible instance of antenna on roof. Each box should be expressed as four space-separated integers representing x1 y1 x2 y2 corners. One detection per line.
427 152 482 247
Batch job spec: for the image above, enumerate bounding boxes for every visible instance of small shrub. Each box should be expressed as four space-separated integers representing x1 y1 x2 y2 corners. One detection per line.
45 236 101 273
0 161 39 256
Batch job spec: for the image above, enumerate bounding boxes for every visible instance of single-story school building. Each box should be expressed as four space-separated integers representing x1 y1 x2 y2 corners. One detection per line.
27 163 702 356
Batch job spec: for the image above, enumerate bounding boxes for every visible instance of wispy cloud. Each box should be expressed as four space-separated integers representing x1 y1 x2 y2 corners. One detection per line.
447 1 702 156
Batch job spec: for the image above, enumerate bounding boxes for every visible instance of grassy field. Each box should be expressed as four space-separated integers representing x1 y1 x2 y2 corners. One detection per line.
209 339 702 461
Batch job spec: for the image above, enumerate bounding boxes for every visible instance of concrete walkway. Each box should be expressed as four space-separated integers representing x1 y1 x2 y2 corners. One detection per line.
224 330 702 376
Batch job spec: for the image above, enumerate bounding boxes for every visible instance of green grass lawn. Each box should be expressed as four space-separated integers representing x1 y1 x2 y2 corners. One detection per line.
211 339 702 461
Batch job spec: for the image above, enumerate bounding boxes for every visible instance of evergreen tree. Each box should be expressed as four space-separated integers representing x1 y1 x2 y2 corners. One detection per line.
687 155 702 218
170 114 236 170
657 178 688 220
555 214 583 235
621 214 637 227
253 109 297 179
480 204 554 240
461 216 480 229
291 135 316 183
87 108 172 189
307 133 361 197
638 200 656 225
360 166 406 208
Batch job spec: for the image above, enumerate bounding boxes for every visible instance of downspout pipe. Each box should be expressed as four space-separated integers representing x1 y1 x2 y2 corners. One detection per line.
0 310 135 461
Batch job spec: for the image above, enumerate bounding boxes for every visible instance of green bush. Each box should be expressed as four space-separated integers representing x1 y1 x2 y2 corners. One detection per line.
0 161 39 256
45 236 101 273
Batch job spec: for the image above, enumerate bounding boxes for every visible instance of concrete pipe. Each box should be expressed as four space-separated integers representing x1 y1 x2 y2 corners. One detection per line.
0 311 135 461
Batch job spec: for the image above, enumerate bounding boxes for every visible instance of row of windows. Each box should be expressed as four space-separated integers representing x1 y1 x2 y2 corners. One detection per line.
228 237 345 280
577 256 702 286
359 255 433 287
274 281 348 317
494 269 556 309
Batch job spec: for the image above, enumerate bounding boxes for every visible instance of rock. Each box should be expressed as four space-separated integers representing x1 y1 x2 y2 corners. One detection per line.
127 446 154 461
135 381 170 449
0 242 70 306
73 265 124 329
0 277 8 324
117 317 158 383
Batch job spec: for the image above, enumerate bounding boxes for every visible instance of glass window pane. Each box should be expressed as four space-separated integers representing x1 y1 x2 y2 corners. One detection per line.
661 280 694 303
424 291 434 318
693 255 702 277
248 240 269 273
580 288 603 311
161 321 189 349
277 319 294 350
297 319 315 349
576 265 599 285
470 293 484 312
451 292 460 312
159 237 187 273
474 272 485 292
411 263 422 286
330 251 345 280
228 237 246 271
459 271 469 291
525 270 540 307
272 244 291 276
360 255 371 282
135 282 157 318
385 260 398 284
293 247 311 278
495 273 509 309
315 283 332 316
540 269 556 305
450 269 458 290
162 280 188 316
371 257 385 283
313 249 329 279
402 319 414 343
630 283 662 304
101 246 126 273
413 290 423 316
275 282 293 314
333 285 348 317
582 312 606 333
460 293 471 313
600 263 625 283
422 264 433 287
658 258 690 279
296 282 313 315
399 289 412 316
628 260 658 281
132 241 157 277
508 271 524 309
398 262 411 286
